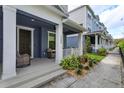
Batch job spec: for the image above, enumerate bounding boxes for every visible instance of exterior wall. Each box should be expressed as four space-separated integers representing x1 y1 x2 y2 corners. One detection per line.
34 27 55 58
40 27 55 58
86 9 93 31
33 28 41 58
0 7 3 63
69 6 95 32
69 7 87 27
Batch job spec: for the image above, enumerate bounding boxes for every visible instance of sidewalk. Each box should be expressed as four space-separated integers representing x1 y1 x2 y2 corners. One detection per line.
70 48 122 88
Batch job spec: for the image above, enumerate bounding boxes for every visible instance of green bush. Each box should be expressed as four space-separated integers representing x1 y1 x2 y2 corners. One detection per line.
85 36 92 53
85 53 105 62
97 48 106 56
118 40 124 51
60 55 81 70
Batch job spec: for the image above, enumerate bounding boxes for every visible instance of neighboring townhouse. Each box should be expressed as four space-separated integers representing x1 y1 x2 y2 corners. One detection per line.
68 5 114 53
0 5 85 80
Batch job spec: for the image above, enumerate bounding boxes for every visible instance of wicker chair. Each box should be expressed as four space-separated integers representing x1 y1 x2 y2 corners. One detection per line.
16 52 30 68
47 48 55 58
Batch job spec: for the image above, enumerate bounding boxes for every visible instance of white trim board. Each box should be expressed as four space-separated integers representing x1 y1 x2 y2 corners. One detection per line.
16 25 34 58
66 34 78 37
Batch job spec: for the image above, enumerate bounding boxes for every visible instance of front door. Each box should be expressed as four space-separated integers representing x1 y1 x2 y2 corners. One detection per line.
19 29 31 56
17 26 34 58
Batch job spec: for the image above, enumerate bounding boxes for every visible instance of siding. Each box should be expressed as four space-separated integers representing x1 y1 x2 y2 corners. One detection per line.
69 6 87 28
34 28 41 58
41 27 55 58
0 7 3 63
41 27 48 57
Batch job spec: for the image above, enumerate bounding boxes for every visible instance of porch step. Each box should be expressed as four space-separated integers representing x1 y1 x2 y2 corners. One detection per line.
0 65 62 88
17 69 66 88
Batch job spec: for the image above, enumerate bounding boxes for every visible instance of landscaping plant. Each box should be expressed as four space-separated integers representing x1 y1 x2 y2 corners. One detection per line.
85 36 92 53
60 55 81 70
118 40 124 51
97 48 106 56
85 53 105 63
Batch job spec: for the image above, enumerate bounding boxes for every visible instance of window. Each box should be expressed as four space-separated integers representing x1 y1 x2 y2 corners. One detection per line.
88 27 91 32
88 13 91 19
48 31 56 49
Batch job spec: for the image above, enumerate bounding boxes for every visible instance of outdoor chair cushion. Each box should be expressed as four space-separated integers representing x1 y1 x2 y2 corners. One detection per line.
16 52 30 68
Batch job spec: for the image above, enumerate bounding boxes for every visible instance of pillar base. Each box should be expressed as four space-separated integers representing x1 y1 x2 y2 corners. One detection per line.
1 72 16 80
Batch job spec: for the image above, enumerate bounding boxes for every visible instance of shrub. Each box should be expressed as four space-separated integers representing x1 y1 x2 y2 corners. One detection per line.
60 55 81 70
78 64 83 69
85 36 92 53
97 48 106 56
118 40 124 51
85 53 105 63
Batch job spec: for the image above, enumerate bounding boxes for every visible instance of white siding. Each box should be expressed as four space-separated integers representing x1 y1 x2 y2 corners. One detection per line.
69 7 87 28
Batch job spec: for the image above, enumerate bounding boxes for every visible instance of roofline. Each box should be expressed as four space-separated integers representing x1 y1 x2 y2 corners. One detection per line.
69 5 85 13
45 6 68 18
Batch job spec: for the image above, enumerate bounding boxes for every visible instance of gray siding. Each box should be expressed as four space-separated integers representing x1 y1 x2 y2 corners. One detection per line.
41 27 48 57
34 28 41 58
0 7 3 63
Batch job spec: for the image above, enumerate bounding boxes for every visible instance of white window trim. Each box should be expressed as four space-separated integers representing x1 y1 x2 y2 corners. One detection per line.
17 25 34 58
48 31 56 49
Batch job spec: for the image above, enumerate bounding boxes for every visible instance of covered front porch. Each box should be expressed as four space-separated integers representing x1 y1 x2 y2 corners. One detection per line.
1 6 65 80
0 6 84 80
63 19 85 57
83 31 114 53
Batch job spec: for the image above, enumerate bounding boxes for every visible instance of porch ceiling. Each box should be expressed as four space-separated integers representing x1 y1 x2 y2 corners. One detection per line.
17 10 56 30
83 30 103 35
63 19 85 33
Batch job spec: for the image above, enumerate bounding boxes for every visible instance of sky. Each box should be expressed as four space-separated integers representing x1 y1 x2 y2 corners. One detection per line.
68 5 124 39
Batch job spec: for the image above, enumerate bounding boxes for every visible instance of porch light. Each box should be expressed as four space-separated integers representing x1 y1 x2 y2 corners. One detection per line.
31 19 35 21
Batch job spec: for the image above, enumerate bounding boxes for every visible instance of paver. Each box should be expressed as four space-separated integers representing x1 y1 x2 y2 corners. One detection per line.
41 48 122 88
70 48 122 88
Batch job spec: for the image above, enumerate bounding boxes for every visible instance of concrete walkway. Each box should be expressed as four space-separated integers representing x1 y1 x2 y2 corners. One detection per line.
70 48 122 88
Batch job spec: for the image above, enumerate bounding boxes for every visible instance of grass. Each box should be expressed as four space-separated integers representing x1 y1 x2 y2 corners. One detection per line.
85 53 105 62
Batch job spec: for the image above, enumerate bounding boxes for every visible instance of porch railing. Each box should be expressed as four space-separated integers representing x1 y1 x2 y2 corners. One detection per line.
63 48 81 57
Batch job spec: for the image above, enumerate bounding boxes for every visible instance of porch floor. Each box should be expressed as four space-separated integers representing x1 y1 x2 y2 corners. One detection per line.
0 58 63 88
16 58 56 76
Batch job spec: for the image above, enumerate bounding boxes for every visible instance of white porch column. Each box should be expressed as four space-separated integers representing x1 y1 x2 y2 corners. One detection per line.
95 34 98 52
78 33 83 55
55 22 63 64
2 6 16 80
